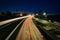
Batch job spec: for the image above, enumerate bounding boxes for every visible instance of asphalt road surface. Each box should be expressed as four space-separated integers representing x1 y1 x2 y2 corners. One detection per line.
0 19 23 40
0 15 45 40
16 15 44 40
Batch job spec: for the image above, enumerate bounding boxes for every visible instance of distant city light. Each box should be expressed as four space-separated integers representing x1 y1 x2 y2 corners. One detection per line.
36 13 38 15
43 12 46 16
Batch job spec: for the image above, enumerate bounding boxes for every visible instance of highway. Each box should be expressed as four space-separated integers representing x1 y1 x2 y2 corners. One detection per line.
2 15 60 40
0 15 60 40
0 15 45 40
16 15 44 40
0 14 60 40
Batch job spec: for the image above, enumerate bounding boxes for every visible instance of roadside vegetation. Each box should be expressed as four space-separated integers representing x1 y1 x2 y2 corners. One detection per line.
33 16 60 39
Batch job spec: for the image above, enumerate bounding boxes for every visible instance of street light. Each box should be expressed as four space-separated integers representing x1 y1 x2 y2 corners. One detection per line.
43 12 46 16
43 12 47 20
36 13 38 15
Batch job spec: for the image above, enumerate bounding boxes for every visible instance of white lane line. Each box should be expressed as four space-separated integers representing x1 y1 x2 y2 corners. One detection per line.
0 16 29 26
5 18 25 40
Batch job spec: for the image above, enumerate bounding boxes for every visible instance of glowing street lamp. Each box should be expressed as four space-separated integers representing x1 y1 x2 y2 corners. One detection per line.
36 13 38 15
43 12 46 16
43 12 47 20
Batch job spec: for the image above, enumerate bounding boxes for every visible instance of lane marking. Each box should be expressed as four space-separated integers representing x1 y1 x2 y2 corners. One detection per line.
5 18 25 40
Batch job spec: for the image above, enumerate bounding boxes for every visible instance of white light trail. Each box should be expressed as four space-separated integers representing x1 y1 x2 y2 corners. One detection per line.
0 15 30 26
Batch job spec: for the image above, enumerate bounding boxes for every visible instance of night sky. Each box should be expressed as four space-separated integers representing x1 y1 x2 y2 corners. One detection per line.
0 0 60 13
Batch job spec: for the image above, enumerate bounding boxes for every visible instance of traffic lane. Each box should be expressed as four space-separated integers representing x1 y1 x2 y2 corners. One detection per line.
16 18 29 40
26 17 44 40
28 18 44 40
0 19 23 40
16 16 33 40
5 18 25 40
16 17 44 40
